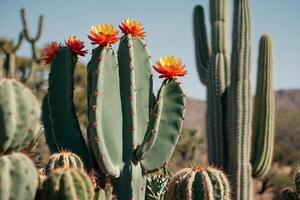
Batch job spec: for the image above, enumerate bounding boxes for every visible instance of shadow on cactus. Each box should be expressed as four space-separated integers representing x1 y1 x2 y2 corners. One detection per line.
42 19 187 200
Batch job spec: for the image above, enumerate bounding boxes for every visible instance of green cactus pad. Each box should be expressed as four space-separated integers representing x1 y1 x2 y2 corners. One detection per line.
43 151 84 175
87 45 122 177
0 79 40 153
0 153 39 200
47 47 92 168
40 168 94 200
139 79 185 172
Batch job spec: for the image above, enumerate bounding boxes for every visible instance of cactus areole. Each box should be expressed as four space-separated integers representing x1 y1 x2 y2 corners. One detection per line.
42 20 186 200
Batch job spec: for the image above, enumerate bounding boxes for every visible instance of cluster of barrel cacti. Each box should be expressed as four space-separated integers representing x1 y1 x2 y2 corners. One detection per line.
193 0 275 199
0 8 43 83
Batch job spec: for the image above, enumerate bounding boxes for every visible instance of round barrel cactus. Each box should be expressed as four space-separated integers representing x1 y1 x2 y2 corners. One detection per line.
0 78 40 153
0 153 39 200
167 166 231 200
43 151 84 175
40 168 94 200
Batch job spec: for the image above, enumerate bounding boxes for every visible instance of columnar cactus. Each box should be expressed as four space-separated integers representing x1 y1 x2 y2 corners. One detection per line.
167 166 231 200
40 168 95 200
0 153 39 200
20 8 43 83
43 151 85 175
193 0 275 198
0 78 41 153
146 174 170 200
42 20 186 200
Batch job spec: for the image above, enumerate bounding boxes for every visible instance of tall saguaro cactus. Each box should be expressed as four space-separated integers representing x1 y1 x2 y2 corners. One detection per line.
193 0 275 199
21 8 43 83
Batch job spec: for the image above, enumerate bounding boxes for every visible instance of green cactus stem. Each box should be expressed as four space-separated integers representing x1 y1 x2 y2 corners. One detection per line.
0 153 39 200
0 78 40 153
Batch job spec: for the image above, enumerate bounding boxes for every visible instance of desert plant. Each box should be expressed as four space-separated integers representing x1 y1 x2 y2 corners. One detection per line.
42 20 186 199
146 174 170 200
280 170 300 200
193 0 275 198
40 168 94 200
0 153 39 200
167 165 231 200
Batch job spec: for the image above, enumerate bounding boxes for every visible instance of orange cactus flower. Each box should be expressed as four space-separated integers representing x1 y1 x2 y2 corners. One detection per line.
154 56 188 79
42 42 60 64
65 36 87 56
88 24 119 46
119 19 146 39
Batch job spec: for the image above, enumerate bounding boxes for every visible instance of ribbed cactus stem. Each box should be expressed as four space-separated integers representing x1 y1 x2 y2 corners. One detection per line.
295 170 300 199
252 34 275 178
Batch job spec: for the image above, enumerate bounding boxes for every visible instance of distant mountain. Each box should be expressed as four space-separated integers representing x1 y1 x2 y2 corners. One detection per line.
183 89 300 132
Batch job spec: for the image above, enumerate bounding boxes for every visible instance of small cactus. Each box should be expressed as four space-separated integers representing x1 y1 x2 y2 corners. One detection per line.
40 168 95 200
280 188 297 200
167 166 231 200
146 174 170 200
0 78 40 153
0 153 39 200
43 151 84 175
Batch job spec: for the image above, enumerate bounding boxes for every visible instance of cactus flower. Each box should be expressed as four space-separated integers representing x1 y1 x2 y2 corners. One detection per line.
119 19 146 39
88 24 119 46
42 42 60 64
65 36 87 56
153 56 188 79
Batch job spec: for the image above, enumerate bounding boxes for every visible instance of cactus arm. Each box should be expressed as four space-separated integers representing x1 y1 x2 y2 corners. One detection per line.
140 79 185 172
42 94 59 153
12 31 24 53
118 35 152 151
251 34 275 178
87 46 122 177
47 47 92 168
193 5 211 85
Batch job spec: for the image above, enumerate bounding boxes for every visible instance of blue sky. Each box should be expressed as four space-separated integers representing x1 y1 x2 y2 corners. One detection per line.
1 0 299 99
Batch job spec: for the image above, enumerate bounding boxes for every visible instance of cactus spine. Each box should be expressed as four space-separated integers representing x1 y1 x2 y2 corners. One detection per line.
40 168 95 200
0 153 39 200
0 79 41 153
193 0 275 198
43 151 85 175
146 174 170 200
167 166 231 200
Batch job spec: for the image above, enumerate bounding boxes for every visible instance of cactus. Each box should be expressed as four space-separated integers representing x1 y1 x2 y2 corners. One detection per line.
40 168 95 200
20 8 43 83
167 166 231 200
42 22 186 199
94 189 107 200
43 151 85 175
280 170 300 200
193 0 275 198
146 174 170 200
0 78 41 153
0 153 39 200
0 32 24 78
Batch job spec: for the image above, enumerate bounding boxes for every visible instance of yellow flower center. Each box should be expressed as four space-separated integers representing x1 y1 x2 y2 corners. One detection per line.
90 24 118 35
159 56 183 68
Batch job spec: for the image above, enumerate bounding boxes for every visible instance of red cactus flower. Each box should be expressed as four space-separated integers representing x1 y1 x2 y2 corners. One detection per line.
88 24 119 46
65 36 87 56
153 56 188 79
42 42 60 64
119 19 146 39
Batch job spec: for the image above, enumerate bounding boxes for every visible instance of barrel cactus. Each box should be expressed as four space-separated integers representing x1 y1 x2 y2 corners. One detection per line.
40 168 95 200
193 0 275 198
43 151 84 175
0 78 41 153
42 20 186 200
280 169 300 200
0 153 39 200
167 166 231 200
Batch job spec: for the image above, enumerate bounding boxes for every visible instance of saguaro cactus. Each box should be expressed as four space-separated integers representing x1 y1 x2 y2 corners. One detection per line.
0 153 39 200
0 78 41 153
42 21 186 200
193 0 275 199
167 166 231 200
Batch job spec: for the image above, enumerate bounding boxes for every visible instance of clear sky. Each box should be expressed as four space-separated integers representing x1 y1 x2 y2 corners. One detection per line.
1 0 299 99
